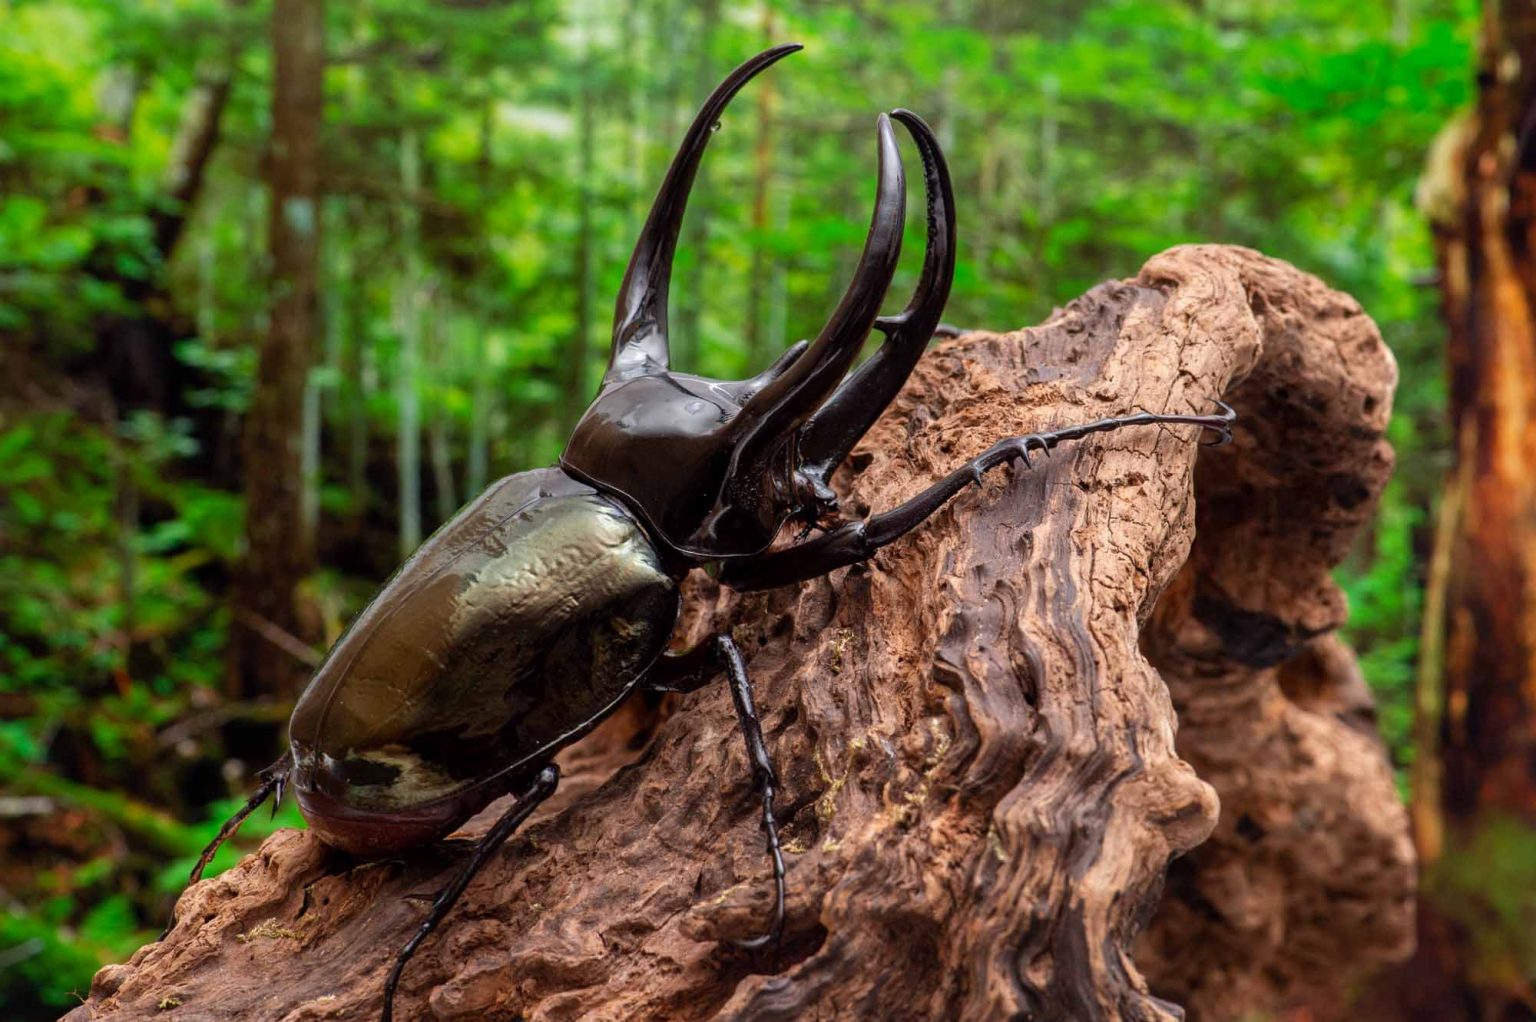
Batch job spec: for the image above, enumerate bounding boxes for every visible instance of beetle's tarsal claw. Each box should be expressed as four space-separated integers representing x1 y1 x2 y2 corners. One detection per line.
1197 401 1238 447
159 751 292 941
1216 400 1238 443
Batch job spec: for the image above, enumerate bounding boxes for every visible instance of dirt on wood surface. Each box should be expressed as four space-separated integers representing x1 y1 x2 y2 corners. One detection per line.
69 245 1412 1022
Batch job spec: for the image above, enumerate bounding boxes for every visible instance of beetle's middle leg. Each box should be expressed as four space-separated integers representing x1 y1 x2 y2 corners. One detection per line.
381 764 559 1022
650 635 786 950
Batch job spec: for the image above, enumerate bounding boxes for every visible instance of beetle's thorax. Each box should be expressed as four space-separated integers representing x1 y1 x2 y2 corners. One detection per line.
560 372 814 561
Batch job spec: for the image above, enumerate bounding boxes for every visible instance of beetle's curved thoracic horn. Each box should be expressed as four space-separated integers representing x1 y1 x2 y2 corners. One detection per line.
729 112 906 475
796 108 956 483
607 43 802 383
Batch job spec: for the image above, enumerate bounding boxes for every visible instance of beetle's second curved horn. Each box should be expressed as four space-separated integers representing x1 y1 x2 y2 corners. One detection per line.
729 113 906 471
796 108 956 483
607 43 802 383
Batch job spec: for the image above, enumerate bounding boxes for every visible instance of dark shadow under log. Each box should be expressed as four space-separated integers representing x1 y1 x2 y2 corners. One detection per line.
72 245 1412 1022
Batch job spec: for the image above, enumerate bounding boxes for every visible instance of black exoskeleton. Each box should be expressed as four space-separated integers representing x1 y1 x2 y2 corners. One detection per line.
165 44 1235 1021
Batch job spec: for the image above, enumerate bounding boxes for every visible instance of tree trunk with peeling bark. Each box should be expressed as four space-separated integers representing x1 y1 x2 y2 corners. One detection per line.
76 247 1411 1022
1373 3 1536 1018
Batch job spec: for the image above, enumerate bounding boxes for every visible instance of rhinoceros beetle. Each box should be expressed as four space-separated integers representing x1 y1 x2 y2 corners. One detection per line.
165 43 1234 1021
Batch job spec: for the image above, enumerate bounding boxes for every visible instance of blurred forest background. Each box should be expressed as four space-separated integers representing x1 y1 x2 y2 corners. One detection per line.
5 0 1534 1018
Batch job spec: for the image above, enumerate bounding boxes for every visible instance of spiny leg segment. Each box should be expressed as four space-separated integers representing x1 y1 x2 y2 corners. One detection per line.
160 750 293 940
722 402 1236 592
650 634 785 949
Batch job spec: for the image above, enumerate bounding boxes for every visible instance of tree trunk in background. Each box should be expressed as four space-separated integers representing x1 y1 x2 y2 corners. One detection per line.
468 103 494 495
229 0 323 700
624 0 644 211
466 313 490 496
95 5 247 416
301 197 347 548
1379 3 1536 1019
427 298 459 522
80 248 1413 1022
94 65 143 144
343 200 371 506
1440 0 1536 861
152 0 252 260
743 3 777 368
396 127 423 559
562 26 595 441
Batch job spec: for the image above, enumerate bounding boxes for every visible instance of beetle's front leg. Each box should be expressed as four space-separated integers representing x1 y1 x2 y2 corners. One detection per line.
649 635 786 950
722 403 1236 592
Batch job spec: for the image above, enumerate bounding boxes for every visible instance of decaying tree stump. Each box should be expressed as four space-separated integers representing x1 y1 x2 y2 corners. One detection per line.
71 245 1413 1022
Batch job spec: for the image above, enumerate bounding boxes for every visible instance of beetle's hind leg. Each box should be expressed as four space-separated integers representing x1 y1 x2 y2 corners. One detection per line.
159 750 293 940
380 764 559 1022
650 636 786 950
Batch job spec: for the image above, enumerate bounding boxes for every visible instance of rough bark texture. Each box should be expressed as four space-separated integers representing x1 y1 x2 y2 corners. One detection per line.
75 246 1409 1022
1133 251 1414 1020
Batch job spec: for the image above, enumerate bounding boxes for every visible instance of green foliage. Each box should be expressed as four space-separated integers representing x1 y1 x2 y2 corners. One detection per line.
0 412 229 695
0 909 110 1015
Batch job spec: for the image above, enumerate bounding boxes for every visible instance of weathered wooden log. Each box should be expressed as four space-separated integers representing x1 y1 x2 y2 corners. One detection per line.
1132 250 1415 1020
71 245 1411 1022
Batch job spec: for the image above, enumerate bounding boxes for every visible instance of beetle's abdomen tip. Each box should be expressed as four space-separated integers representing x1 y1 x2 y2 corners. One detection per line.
296 784 461 857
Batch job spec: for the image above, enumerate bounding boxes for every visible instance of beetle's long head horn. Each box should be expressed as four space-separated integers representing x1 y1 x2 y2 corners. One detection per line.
606 43 802 384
